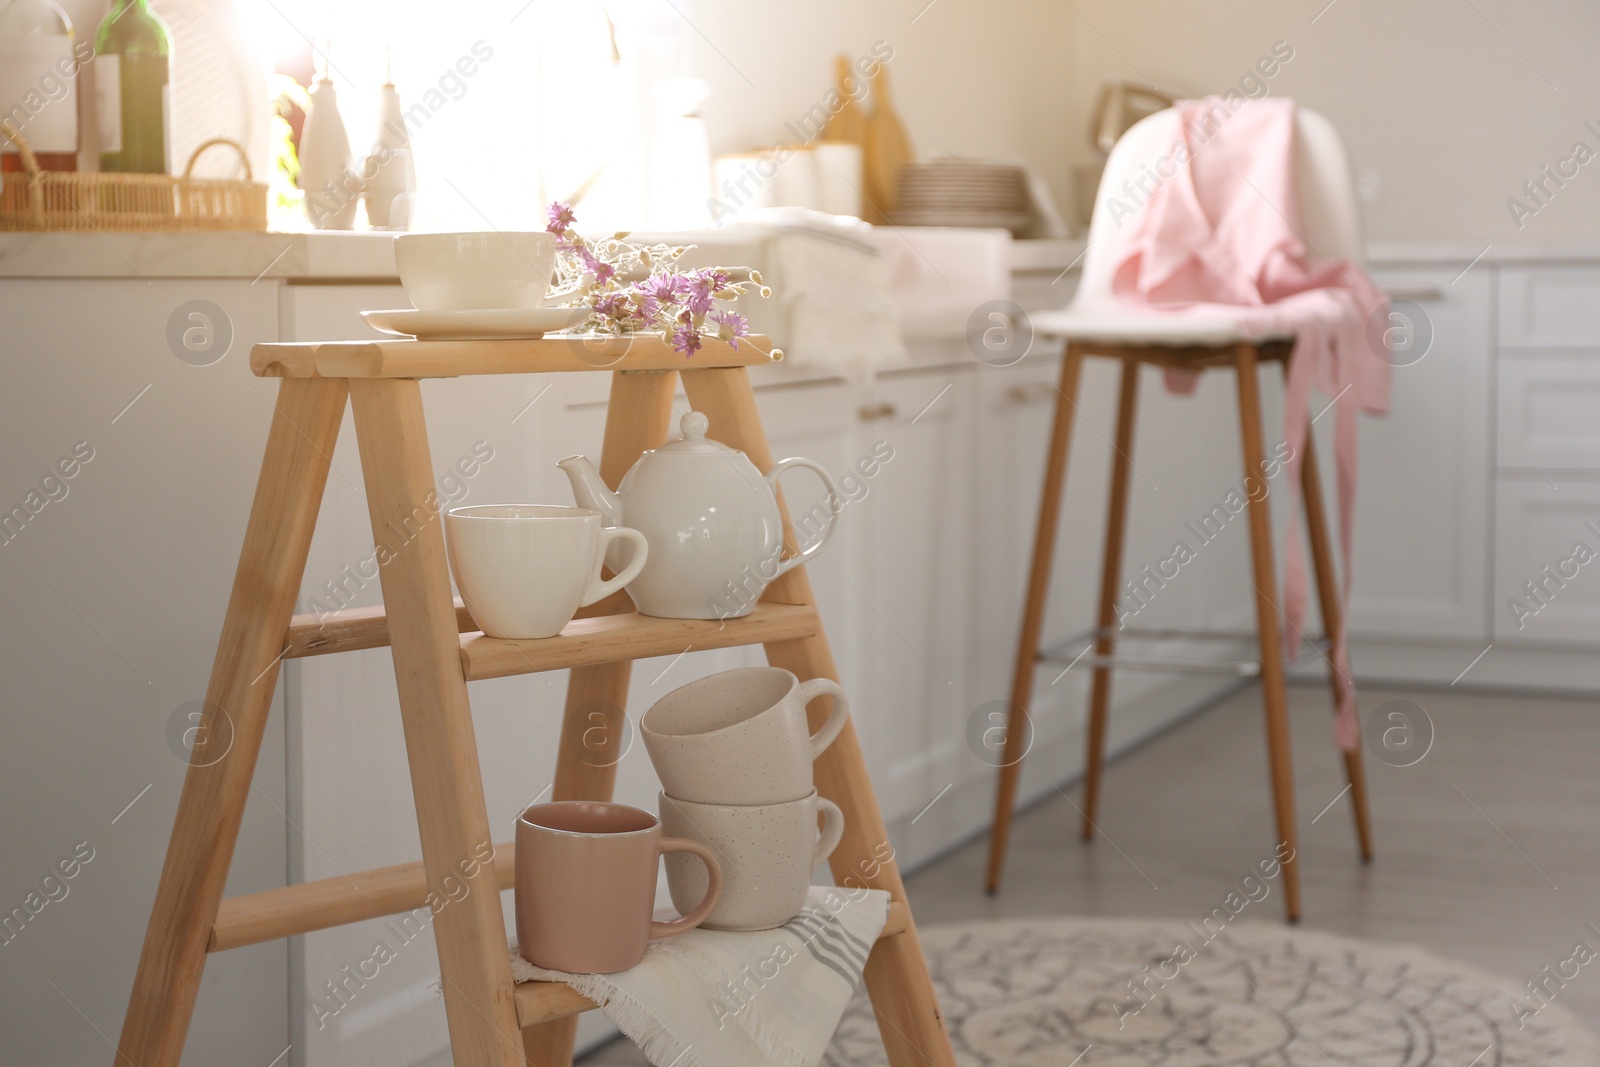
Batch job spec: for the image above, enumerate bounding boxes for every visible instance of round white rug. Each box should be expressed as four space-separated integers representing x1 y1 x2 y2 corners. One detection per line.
824 918 1600 1066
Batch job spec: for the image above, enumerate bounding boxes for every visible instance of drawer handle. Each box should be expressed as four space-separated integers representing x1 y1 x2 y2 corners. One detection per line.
1385 284 1445 302
858 401 898 421
1005 382 1058 404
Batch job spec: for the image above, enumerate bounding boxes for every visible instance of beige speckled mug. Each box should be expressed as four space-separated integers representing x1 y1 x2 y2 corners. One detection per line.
641 667 849 805
659 789 844 931
515 801 721 973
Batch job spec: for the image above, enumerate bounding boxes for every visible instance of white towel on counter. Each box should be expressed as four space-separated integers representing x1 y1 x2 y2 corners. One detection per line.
871 226 1012 340
752 209 907 382
510 886 890 1067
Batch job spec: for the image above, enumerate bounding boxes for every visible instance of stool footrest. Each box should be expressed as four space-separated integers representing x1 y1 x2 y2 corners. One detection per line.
1037 630 1329 679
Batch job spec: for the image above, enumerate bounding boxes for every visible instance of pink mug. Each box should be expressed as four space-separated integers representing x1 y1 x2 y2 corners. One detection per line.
515 801 721 973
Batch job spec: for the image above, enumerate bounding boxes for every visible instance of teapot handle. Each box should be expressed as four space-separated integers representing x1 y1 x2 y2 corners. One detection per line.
765 458 842 577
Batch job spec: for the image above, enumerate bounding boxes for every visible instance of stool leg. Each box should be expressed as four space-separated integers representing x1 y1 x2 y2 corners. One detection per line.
1235 346 1302 922
117 378 347 1067
1300 431 1374 861
1079 355 1142 840
986 345 1085 892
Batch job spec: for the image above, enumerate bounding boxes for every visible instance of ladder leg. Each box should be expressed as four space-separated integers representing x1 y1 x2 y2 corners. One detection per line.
522 1019 578 1067
1299 430 1374 861
682 367 958 1067
985 345 1085 892
523 369 679 1067
117 378 348 1067
1234 347 1302 923
349 378 524 1067
1079 355 1141 841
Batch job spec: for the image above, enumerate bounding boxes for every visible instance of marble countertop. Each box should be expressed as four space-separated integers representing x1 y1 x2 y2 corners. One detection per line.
3 229 1598 281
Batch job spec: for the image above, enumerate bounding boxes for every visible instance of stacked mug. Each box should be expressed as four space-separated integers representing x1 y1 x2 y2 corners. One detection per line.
643 667 851 930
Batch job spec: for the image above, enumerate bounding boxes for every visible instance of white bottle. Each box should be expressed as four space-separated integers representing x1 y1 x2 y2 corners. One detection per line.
299 75 359 230
0 0 83 172
363 78 415 229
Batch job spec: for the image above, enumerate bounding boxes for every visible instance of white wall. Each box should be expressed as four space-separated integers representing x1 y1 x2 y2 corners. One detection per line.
687 0 1600 242
57 0 1594 242
685 0 1078 221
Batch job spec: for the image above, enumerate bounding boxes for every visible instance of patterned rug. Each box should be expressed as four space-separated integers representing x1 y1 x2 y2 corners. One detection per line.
824 918 1600 1066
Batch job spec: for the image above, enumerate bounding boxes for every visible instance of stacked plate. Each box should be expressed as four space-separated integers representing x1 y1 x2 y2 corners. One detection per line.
891 159 1032 234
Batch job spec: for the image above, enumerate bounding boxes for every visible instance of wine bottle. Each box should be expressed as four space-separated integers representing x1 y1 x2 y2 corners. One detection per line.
94 0 170 174
0 0 84 173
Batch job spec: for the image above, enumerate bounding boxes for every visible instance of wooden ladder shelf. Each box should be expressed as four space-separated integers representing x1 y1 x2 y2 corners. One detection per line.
114 334 956 1067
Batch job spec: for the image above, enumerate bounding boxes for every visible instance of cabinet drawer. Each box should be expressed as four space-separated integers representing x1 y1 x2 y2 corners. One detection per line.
1497 358 1600 470
1494 478 1600 644
1500 267 1600 348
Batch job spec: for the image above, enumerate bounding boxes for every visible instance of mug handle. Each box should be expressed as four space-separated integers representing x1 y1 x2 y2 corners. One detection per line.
795 677 850 760
649 838 722 940
813 798 845 864
583 526 649 606
765 457 842 577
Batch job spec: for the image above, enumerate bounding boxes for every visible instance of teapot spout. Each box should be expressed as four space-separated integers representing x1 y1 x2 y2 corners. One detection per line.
558 455 624 526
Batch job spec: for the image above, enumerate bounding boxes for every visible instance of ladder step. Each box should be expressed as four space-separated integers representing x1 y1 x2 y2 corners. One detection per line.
461 603 822 682
209 844 515 951
284 599 477 659
512 900 910 1027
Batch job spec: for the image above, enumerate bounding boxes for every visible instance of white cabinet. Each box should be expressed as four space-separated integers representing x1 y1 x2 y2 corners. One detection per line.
1491 266 1600 651
1499 266 1600 349
1494 478 1600 644
0 279 290 1066
1332 267 1493 640
970 360 1064 721
1497 357 1600 471
846 371 977 821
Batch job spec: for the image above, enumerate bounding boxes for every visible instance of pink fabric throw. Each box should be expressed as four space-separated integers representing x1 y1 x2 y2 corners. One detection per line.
1110 97 1391 752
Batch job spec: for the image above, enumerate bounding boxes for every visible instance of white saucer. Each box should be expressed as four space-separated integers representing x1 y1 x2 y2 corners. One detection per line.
362 306 590 341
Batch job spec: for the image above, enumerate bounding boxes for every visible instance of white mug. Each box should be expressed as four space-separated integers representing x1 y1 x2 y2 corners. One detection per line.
659 790 844 931
641 667 849 805
394 232 578 312
445 505 647 640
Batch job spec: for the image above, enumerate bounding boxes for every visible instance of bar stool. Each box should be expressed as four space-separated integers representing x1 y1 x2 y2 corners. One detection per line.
983 107 1375 922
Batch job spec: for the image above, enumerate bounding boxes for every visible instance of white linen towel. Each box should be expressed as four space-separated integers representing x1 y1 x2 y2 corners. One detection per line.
871 226 1012 340
510 886 890 1067
728 209 908 382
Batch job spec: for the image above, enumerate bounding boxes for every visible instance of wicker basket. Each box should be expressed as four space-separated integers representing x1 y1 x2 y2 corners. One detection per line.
0 123 267 232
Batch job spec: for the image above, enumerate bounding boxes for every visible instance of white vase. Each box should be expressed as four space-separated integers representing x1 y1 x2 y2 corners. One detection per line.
299 76 359 230
364 79 415 229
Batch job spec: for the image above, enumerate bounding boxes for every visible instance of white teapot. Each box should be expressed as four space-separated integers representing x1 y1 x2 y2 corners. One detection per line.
558 412 840 619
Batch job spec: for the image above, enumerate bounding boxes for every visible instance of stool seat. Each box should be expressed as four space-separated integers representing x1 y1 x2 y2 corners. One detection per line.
1032 303 1294 348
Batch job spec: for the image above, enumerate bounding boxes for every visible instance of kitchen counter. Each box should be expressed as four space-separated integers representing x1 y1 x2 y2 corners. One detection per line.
5 230 1598 282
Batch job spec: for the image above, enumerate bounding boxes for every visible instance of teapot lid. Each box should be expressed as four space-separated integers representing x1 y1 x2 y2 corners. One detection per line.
654 411 738 456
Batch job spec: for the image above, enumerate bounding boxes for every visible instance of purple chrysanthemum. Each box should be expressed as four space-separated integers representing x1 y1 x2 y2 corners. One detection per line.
640 272 688 304
683 273 717 315
670 324 703 358
578 245 615 284
710 309 749 349
546 201 576 234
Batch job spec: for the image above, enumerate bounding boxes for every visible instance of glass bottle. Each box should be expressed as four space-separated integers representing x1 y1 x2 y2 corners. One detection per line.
94 0 171 174
0 0 81 173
